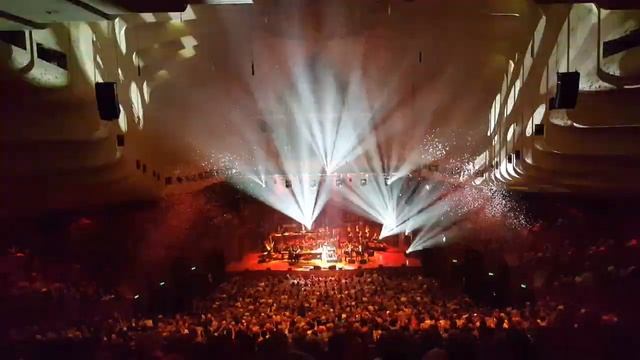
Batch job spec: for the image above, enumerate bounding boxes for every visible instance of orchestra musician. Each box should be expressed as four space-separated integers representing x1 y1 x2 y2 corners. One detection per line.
293 243 301 262
288 247 294 263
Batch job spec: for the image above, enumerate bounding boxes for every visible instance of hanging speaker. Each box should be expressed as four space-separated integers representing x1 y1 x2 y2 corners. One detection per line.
550 71 580 110
534 124 545 136
514 150 521 160
116 134 125 147
95 82 120 120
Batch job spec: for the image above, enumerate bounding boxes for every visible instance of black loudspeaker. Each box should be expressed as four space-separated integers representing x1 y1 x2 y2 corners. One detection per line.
328 265 336 270
348 259 356 264
95 82 120 120
550 71 580 109
116 134 125 147
534 124 545 136
359 259 368 265
313 265 321 270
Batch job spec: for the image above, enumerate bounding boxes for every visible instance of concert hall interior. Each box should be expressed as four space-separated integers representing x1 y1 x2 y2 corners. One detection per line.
1 0 640 359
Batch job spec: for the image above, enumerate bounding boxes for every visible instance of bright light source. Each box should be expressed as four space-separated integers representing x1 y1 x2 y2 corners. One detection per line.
191 266 197 271
520 283 527 288
179 35 198 49
178 47 196 59
159 281 166 286
489 12 520 17
134 294 140 299
140 13 155 22
206 0 253 3
488 272 494 276
360 178 367 186
452 259 458 263
442 235 446 243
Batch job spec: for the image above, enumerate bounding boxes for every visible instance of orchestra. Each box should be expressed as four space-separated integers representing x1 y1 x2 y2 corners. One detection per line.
261 222 385 266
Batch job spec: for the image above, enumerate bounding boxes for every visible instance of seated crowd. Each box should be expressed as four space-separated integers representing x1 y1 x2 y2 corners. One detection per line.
3 210 640 360
3 258 633 360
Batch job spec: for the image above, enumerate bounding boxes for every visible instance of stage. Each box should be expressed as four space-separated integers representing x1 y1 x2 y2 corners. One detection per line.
226 246 420 272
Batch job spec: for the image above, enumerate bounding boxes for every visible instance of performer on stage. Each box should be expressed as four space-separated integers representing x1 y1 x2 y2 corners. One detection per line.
293 243 301 263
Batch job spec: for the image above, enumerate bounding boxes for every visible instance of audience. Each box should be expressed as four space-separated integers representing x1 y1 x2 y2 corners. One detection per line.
2 224 639 359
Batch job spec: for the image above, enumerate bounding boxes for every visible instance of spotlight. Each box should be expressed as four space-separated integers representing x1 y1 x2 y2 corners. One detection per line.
451 259 458 263
159 281 166 286
285 179 292 188
520 283 527 288
360 178 367 186
488 272 494 277
384 176 390 186
442 235 446 243
134 294 140 299
191 266 197 271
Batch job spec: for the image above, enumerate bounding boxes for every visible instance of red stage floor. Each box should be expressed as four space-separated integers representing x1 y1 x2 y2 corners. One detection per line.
226 246 420 272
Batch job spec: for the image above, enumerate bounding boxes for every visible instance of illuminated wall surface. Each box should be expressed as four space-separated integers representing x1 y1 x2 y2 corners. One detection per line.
0 1 639 247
